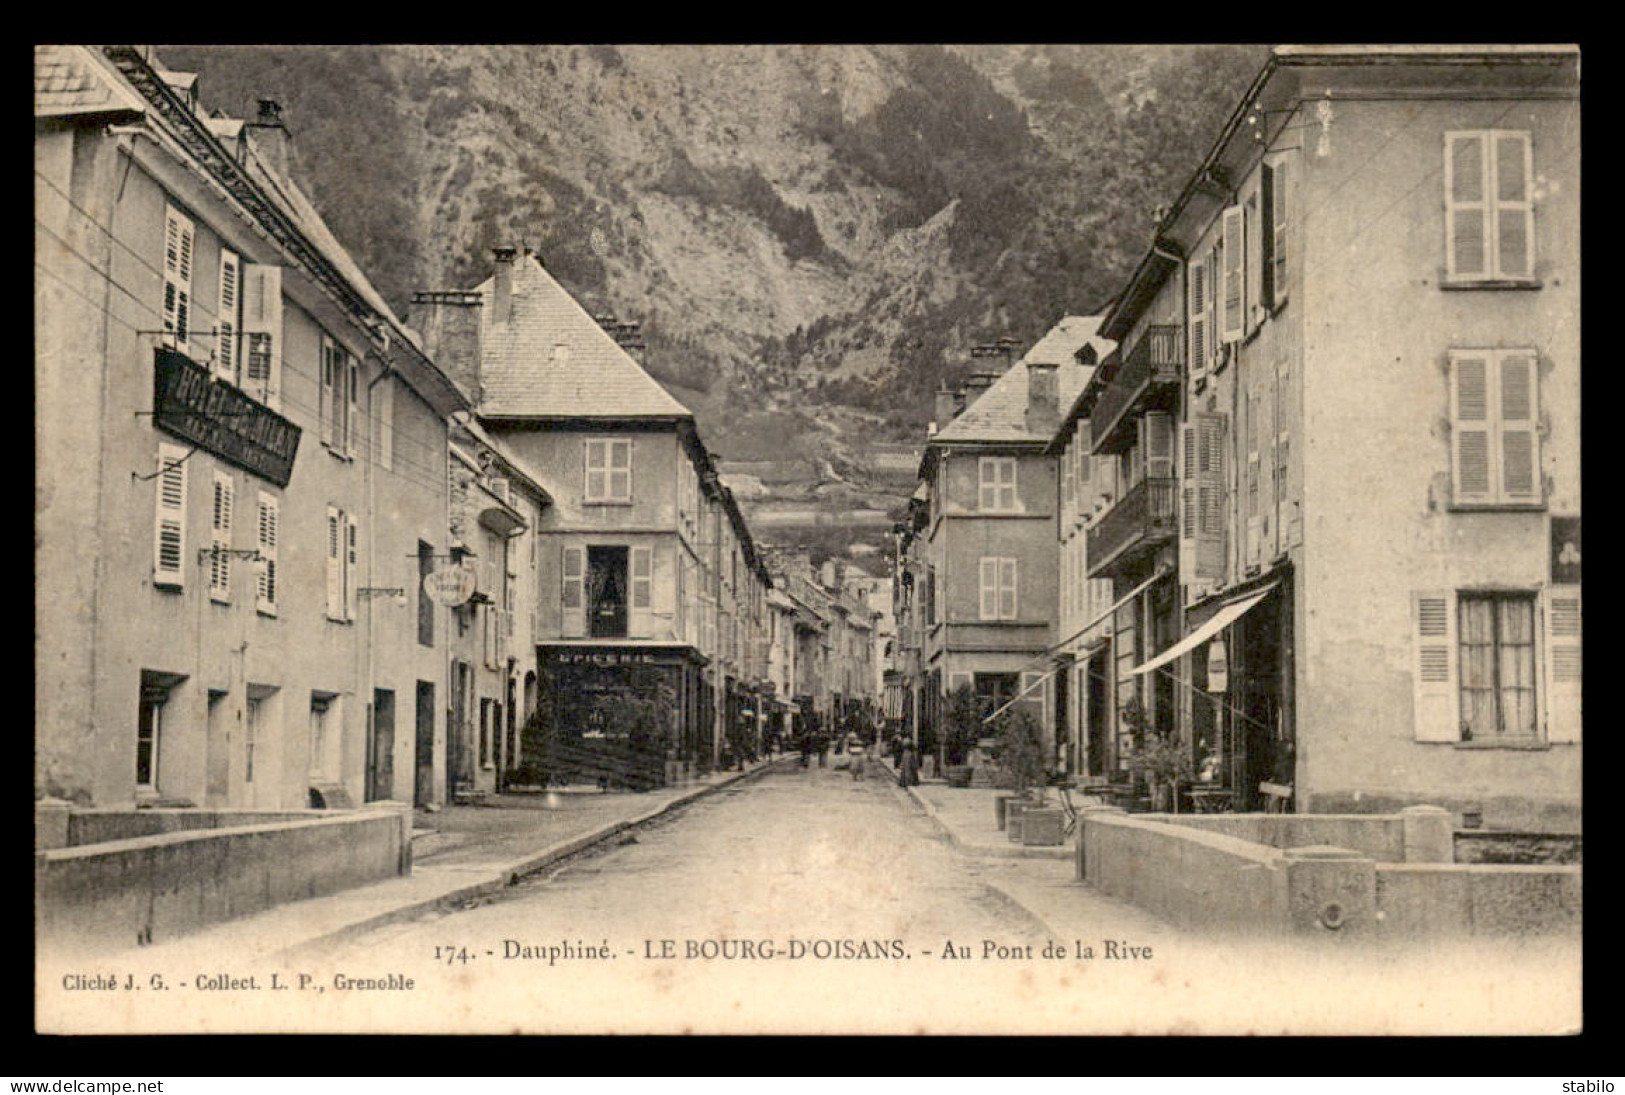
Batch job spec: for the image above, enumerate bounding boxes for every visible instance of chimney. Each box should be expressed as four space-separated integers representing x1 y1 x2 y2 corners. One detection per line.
933 384 959 429
245 98 290 182
491 246 517 326
1026 361 1059 435
821 560 840 589
411 290 484 404
961 371 1000 409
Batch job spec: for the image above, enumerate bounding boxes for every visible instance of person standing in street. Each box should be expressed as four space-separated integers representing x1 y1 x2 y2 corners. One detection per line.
899 740 920 787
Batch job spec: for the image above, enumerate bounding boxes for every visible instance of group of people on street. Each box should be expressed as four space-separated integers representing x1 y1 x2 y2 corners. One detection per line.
791 727 920 788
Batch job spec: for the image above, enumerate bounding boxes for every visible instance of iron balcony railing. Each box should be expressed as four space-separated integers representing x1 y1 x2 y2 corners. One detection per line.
1090 324 1183 452
1087 477 1178 578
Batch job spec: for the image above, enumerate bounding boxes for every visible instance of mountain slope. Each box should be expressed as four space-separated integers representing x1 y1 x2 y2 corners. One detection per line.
157 43 1267 561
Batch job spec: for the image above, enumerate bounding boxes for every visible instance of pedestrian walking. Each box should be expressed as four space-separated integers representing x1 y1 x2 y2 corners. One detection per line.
899 740 920 788
850 743 866 781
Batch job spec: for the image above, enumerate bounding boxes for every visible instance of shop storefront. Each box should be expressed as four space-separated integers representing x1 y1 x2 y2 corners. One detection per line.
533 644 707 789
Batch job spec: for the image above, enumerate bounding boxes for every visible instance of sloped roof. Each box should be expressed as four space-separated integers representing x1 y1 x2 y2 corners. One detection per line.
473 254 691 419
34 45 146 118
933 316 1112 445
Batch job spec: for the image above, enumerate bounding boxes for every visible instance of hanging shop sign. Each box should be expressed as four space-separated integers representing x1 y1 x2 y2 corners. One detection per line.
1206 637 1230 693
152 348 301 487
423 564 478 607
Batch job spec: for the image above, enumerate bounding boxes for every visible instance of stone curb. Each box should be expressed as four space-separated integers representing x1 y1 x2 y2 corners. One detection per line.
279 758 794 957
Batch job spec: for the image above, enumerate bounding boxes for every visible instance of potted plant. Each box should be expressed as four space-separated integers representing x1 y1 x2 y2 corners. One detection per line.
942 683 981 789
991 705 1062 845
1120 700 1195 814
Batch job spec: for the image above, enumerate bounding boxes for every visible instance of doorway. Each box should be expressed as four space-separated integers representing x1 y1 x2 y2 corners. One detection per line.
587 546 630 638
414 680 435 807
1086 650 1110 776
205 689 230 807
368 688 395 802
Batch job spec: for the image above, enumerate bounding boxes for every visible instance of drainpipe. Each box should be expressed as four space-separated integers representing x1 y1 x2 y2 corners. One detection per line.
362 330 396 802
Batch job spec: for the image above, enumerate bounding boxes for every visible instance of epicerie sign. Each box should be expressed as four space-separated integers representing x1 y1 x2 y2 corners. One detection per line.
553 650 661 666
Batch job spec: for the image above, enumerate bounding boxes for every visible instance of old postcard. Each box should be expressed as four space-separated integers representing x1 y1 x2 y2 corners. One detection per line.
35 43 1580 1035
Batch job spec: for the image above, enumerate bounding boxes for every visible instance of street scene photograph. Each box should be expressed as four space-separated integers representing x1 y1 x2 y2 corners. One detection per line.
34 43 1581 1036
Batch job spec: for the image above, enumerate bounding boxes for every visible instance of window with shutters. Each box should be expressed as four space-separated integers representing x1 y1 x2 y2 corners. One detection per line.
1545 587 1581 744
1263 158 1290 309
1220 206 1245 343
162 206 193 351
979 557 1017 621
630 546 653 637
320 336 358 457
1187 258 1209 383
1458 592 1538 743
1245 187 1264 335
562 544 586 637
153 444 189 589
1449 349 1542 508
325 506 358 623
1444 131 1535 284
377 376 394 471
1142 413 1175 479
1195 415 1228 581
585 439 633 503
978 457 1017 512
216 249 239 384
256 492 279 615
208 471 234 603
241 264 282 410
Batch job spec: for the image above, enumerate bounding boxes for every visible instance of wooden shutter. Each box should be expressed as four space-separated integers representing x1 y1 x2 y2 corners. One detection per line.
1492 132 1533 279
1245 189 1264 334
1450 352 1493 505
584 441 607 502
1220 206 1244 343
318 339 335 447
209 471 233 601
347 357 361 459
1179 424 1198 582
377 375 394 471
162 206 193 350
1143 412 1174 479
999 558 1017 620
1246 392 1261 566
630 546 653 637
561 545 586 637
1020 670 1045 715
1412 591 1459 742
216 249 239 383
1445 132 1489 280
1269 159 1289 307
1187 259 1208 381
484 601 500 669
325 506 343 619
609 440 632 501
979 557 998 620
153 444 188 588
1498 351 1540 502
345 513 359 621
1060 443 1074 512
256 492 278 614
1195 414 1227 580
1544 588 1581 743
241 264 282 409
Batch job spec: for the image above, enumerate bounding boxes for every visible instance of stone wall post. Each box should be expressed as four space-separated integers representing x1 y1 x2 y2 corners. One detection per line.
1282 844 1376 934
1076 805 1126 882
35 798 72 851
1400 804 1454 864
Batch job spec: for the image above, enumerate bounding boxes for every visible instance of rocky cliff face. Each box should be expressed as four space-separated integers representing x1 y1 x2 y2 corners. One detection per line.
158 43 1266 561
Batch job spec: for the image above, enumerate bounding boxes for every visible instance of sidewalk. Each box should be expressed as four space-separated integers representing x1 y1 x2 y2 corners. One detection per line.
100 756 793 965
876 755 1176 941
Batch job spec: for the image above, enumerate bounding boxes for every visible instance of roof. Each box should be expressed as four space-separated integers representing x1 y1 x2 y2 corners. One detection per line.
34 45 146 118
472 254 692 419
931 316 1112 446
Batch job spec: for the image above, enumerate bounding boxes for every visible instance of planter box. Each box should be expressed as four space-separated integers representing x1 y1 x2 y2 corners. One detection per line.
995 794 1018 831
945 765 974 788
1021 808 1065 847
1007 801 1030 842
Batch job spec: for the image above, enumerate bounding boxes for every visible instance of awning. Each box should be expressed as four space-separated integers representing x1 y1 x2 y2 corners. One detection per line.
1129 582 1278 677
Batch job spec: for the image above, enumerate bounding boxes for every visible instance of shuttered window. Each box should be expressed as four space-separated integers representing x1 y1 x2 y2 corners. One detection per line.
255 492 279 615
241 264 282 409
216 249 239 383
561 545 586 637
1194 415 1227 580
209 471 234 602
345 513 359 621
1445 131 1534 282
326 506 344 620
1412 591 1460 741
1263 158 1290 308
1187 258 1208 381
1458 593 1538 743
630 546 653 637
1245 187 1264 335
1450 349 1541 507
585 439 633 502
1220 205 1245 343
979 557 1017 621
153 444 189 589
1545 588 1581 744
1142 412 1174 479
979 457 1017 511
162 206 193 351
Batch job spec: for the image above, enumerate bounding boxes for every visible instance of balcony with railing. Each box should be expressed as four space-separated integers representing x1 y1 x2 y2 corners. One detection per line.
1090 324 1183 453
1087 477 1178 578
